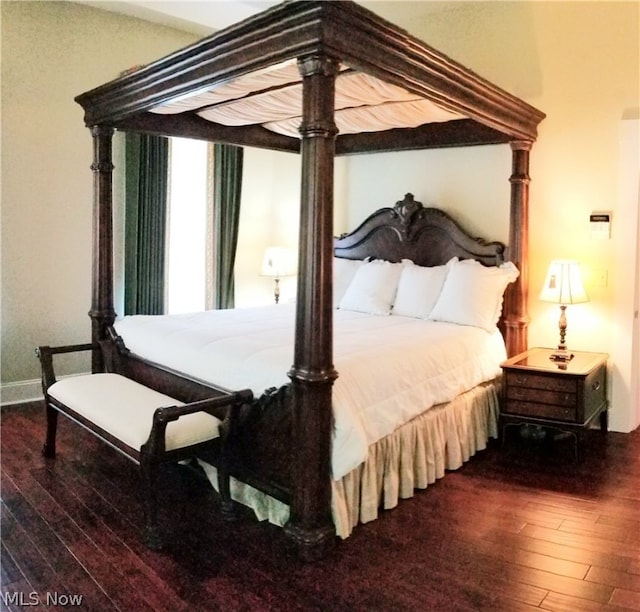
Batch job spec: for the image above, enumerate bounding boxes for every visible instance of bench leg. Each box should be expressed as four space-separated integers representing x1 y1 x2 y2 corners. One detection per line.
218 463 237 521
217 427 238 521
140 456 163 550
42 402 58 459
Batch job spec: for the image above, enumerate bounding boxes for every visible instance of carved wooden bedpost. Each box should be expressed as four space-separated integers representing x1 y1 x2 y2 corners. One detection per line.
504 140 532 357
284 54 339 560
89 125 116 373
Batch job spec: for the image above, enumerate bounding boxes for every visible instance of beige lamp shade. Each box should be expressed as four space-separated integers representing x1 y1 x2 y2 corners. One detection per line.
261 246 296 278
539 260 588 305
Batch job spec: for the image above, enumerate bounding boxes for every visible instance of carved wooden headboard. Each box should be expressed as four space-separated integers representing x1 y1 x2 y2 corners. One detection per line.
334 193 505 267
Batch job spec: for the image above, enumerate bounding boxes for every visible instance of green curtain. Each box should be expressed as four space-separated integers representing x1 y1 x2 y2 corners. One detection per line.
124 133 169 315
213 144 244 309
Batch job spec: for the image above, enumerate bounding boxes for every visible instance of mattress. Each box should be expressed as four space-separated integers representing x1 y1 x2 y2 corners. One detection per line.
113 303 506 479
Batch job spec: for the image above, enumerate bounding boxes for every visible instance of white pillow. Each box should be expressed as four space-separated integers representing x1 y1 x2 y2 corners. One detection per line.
392 258 457 319
334 257 364 308
338 259 404 315
428 259 519 331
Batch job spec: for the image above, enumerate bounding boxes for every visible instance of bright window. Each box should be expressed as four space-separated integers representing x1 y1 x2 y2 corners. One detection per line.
166 138 211 314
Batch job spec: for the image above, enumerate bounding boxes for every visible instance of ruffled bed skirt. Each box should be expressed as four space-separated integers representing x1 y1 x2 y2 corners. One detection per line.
198 379 499 539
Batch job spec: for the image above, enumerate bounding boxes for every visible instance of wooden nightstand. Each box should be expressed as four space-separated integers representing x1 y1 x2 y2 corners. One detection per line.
500 347 608 460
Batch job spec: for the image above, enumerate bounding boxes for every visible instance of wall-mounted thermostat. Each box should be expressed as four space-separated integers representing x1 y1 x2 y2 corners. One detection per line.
590 211 611 239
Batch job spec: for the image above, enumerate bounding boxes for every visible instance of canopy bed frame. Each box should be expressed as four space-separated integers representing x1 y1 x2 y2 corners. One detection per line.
74 0 544 559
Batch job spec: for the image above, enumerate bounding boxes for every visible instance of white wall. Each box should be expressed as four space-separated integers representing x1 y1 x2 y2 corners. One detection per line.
235 148 301 307
612 119 640 432
1 2 199 400
235 149 352 307
339 146 511 243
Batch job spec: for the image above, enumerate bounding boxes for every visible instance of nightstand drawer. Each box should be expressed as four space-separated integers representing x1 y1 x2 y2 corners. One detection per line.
506 372 576 393
503 399 576 422
506 386 575 407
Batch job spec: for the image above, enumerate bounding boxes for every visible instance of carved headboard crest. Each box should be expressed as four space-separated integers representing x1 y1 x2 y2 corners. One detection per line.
390 193 424 240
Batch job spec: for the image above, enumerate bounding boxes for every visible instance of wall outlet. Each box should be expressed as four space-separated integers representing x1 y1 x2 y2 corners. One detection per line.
593 268 608 287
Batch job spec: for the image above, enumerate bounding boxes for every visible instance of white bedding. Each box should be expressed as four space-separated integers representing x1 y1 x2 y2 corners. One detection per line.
113 303 506 480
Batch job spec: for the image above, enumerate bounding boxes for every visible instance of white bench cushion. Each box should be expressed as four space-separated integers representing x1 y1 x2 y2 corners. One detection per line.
48 373 221 452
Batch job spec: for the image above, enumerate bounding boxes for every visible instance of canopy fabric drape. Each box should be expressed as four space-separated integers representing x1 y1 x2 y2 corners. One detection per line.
124 133 169 315
213 143 244 309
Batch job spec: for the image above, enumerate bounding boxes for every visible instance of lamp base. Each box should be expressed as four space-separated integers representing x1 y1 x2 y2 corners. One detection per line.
549 348 574 363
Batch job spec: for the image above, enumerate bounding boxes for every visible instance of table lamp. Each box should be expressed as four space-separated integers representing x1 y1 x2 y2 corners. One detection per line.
261 246 296 304
539 260 589 362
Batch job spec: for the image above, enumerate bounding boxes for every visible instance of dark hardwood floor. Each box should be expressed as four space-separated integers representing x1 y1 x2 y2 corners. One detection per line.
2 401 639 611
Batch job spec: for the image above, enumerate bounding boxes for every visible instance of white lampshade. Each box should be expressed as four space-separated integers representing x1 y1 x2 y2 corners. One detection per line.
261 246 296 278
539 260 589 305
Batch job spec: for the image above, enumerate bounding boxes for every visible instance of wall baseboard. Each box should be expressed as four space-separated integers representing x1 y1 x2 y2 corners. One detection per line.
0 378 42 406
1 373 91 407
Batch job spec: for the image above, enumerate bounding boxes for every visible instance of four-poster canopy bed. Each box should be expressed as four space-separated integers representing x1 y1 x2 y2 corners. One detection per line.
73 0 545 559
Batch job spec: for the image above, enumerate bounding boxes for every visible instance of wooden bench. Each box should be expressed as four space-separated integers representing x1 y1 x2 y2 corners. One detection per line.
36 342 252 549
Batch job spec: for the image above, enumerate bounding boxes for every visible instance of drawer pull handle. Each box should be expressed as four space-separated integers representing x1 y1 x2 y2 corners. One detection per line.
512 389 525 398
592 381 601 392
514 376 527 385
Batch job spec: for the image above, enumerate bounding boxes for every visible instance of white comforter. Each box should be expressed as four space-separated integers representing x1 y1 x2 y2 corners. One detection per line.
114 304 505 479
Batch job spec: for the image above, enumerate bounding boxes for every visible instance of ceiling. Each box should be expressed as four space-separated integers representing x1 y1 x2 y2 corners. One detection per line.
83 1 294 36
81 1 450 37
